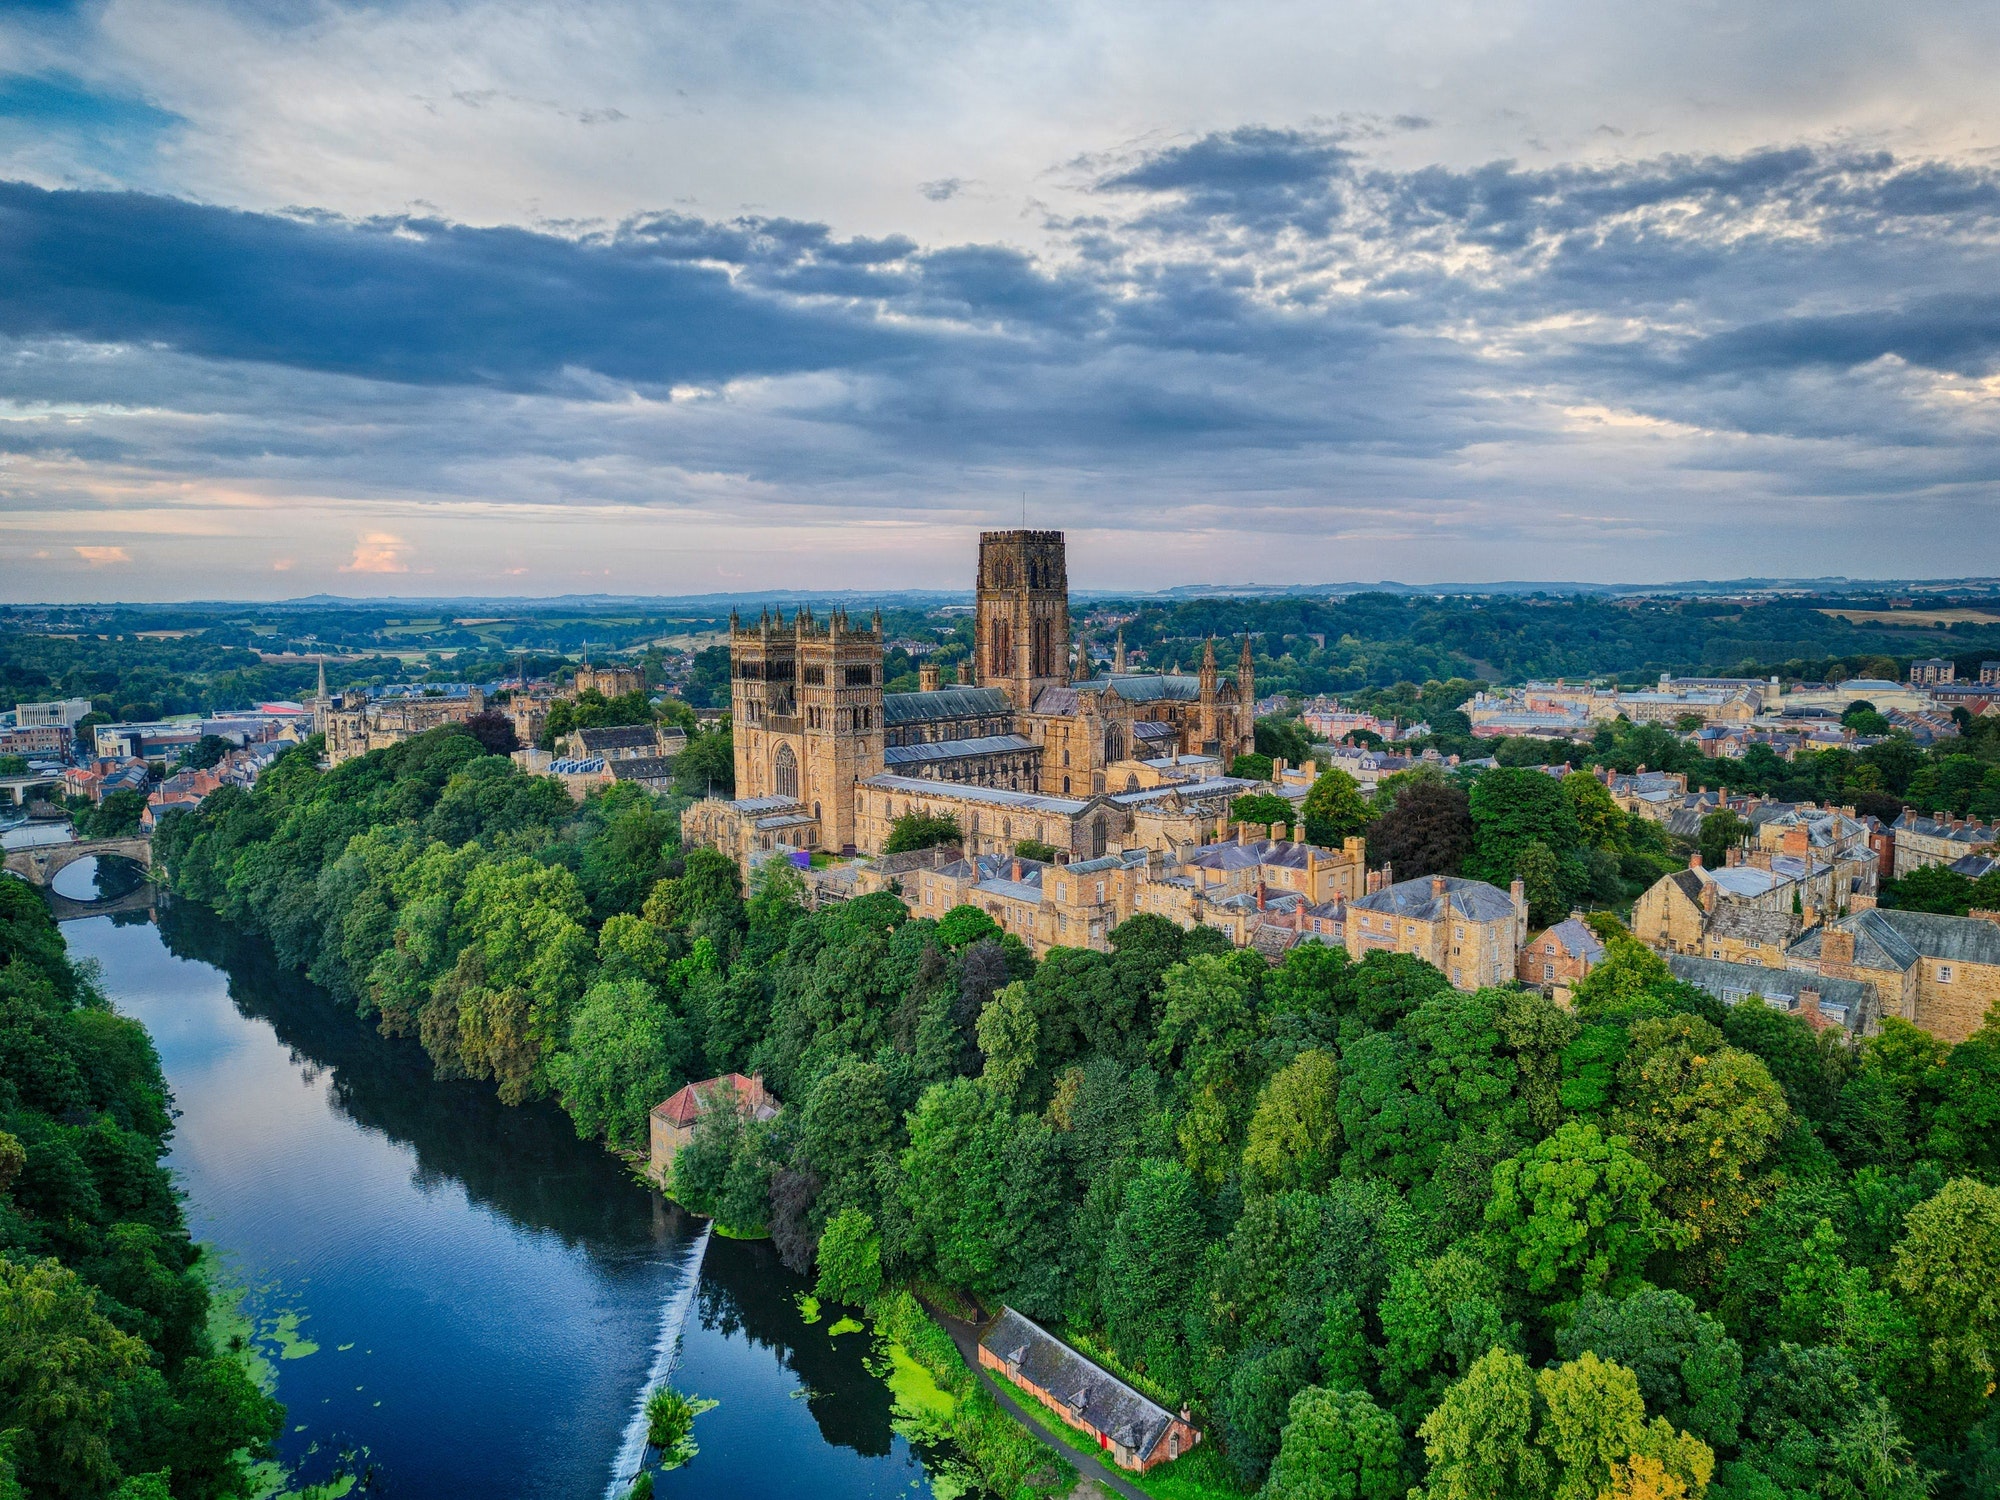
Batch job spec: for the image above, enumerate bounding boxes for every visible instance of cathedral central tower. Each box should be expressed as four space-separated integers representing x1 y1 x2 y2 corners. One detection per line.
973 529 1071 715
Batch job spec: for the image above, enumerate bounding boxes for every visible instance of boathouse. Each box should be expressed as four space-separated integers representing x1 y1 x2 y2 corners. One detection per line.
977 1307 1200 1472
648 1073 778 1185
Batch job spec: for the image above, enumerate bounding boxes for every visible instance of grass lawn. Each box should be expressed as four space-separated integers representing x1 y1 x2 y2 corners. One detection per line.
996 1379 1244 1500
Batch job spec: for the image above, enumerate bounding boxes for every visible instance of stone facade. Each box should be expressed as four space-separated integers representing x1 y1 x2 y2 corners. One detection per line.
648 1073 777 1186
322 687 485 766
576 664 645 697
1789 908 2000 1043
700 529 1256 862
1342 873 1529 991
1890 811 1997 879
1519 915 1606 1001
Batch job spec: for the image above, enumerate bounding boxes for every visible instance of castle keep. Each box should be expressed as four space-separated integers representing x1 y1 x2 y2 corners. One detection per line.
711 528 1258 859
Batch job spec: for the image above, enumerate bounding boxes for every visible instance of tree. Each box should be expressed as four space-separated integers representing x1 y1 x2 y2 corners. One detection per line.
1514 841 1566 927
1882 863 1974 915
1100 1159 1205 1381
1302 768 1371 848
0 1255 145 1497
1567 937 1674 1016
1264 1385 1405 1500
1366 775 1475 879
1378 1247 1509 1421
814 1207 883 1305
1563 772 1625 851
1485 1121 1674 1310
462 710 519 754
1466 768 1584 890
1230 752 1276 782
1557 1290 1743 1452
1417 1348 1548 1500
1536 1353 1713 1500
1612 1014 1789 1265
1891 1177 2000 1393
672 725 734 798
1231 791 1295 836
976 981 1039 1109
1242 1049 1341 1193
1222 1345 1314 1484
1697 810 1750 871
884 812 963 854
547 978 692 1146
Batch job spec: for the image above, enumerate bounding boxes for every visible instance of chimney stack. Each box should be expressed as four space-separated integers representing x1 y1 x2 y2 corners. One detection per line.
1238 822 1252 846
1821 927 1855 966
1432 875 1448 897
1256 882 1267 911
1798 988 1822 1025
1510 876 1526 911
1690 850 1703 869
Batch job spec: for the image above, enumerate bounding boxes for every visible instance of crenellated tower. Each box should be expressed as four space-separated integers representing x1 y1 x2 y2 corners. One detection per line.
973 530 1071 715
729 605 885 852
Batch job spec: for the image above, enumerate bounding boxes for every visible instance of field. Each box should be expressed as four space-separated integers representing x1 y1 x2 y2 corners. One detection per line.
1818 607 2000 627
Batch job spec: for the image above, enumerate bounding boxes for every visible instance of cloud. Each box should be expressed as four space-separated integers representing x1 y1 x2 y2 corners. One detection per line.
73 544 131 564
271 556 294 570
918 178 963 202
341 532 409 573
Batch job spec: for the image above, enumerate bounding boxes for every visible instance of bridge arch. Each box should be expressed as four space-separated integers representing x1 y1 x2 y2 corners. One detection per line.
2 835 153 888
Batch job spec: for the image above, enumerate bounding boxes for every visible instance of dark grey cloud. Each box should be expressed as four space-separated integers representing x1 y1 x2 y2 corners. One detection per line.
5 129 2000 576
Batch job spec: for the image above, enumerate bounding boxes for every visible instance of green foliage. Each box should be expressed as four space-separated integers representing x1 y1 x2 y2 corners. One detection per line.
1698 809 1751 871
1013 839 1062 864
884 812 963 854
1301 769 1370 848
1229 752 1276 782
78 788 148 839
1485 1122 1674 1311
815 1207 883 1304
672 725 735 798
1466 768 1584 896
1558 1290 1743 1451
0 882 281 1498
1242 1050 1340 1194
1364 773 1475 880
1265 1384 1403 1500
1231 792 1295 836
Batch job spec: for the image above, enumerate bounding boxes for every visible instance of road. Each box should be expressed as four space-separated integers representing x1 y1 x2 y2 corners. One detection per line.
931 1307 1150 1500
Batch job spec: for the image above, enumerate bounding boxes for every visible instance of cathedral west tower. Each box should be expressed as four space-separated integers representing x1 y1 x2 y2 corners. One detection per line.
973 530 1072 715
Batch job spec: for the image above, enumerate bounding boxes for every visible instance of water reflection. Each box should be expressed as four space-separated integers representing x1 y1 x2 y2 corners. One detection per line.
49 853 149 903
65 905 951 1500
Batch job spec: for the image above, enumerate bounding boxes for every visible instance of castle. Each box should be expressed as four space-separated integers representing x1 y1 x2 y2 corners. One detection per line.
709 529 1259 859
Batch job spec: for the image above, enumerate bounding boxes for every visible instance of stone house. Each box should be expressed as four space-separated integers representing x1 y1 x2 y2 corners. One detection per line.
1666 955 1877 1033
1518 915 1606 1002
1788 908 2000 1044
978 1308 1200 1473
649 1073 778 1186
1342 873 1528 991
1890 812 1997 879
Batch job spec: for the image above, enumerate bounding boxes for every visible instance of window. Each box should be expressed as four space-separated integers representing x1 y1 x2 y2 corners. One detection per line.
1544 963 1556 980
1455 926 1465 941
1938 964 1954 983
1452 968 1462 984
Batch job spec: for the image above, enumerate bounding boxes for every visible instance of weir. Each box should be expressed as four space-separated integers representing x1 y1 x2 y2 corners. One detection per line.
605 1222 714 1498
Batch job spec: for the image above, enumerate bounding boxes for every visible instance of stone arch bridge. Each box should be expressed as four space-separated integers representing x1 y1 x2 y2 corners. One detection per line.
3 834 153 888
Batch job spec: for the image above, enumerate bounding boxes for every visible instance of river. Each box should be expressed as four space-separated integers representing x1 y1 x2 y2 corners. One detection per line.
63 903 958 1500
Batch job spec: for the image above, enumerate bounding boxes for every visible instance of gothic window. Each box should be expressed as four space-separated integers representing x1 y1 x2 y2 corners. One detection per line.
773 744 799 800
1091 813 1108 859
1103 724 1125 763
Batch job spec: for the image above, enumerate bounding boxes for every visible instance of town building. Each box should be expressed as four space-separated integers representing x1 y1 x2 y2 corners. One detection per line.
978 1308 1201 1473
1788 908 2000 1044
648 1073 778 1186
1665 955 1876 1033
576 664 646 698
1519 915 1605 1002
1909 657 1955 687
1341 873 1528 991
9 698 92 730
320 685 487 765
1889 811 1997 879
0 724 71 758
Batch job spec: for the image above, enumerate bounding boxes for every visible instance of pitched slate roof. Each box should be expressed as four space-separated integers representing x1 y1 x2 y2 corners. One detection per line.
865 774 1087 813
1892 811 1998 845
1789 908 1921 972
1666 955 1875 1032
980 1308 1178 1461
881 686 1013 725
882 733 1038 767
1349 874 1519 923
1535 916 1606 963
1870 908 2000 966
1706 904 1802 948
577 725 669 754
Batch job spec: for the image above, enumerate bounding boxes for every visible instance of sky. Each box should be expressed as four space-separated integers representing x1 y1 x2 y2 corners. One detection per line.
3 1 2000 600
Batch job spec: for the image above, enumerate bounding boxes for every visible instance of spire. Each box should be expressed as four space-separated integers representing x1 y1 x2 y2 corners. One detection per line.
1114 629 1126 675
315 655 327 702
1239 633 1256 705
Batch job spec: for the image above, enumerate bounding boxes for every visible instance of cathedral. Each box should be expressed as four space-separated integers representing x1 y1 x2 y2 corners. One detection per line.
720 529 1259 857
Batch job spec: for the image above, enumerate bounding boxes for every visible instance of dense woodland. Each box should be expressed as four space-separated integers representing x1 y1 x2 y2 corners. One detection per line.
0 883 281 1499
145 723 2000 1500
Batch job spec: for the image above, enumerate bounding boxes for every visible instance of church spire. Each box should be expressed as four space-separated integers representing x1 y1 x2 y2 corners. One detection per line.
1238 634 1255 705
1114 629 1126 674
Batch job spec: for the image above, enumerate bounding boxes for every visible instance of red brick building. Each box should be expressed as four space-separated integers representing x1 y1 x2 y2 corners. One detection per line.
978 1308 1200 1473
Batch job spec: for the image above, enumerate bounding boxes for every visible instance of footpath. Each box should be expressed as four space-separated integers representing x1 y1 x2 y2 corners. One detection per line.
932 1309 1150 1500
